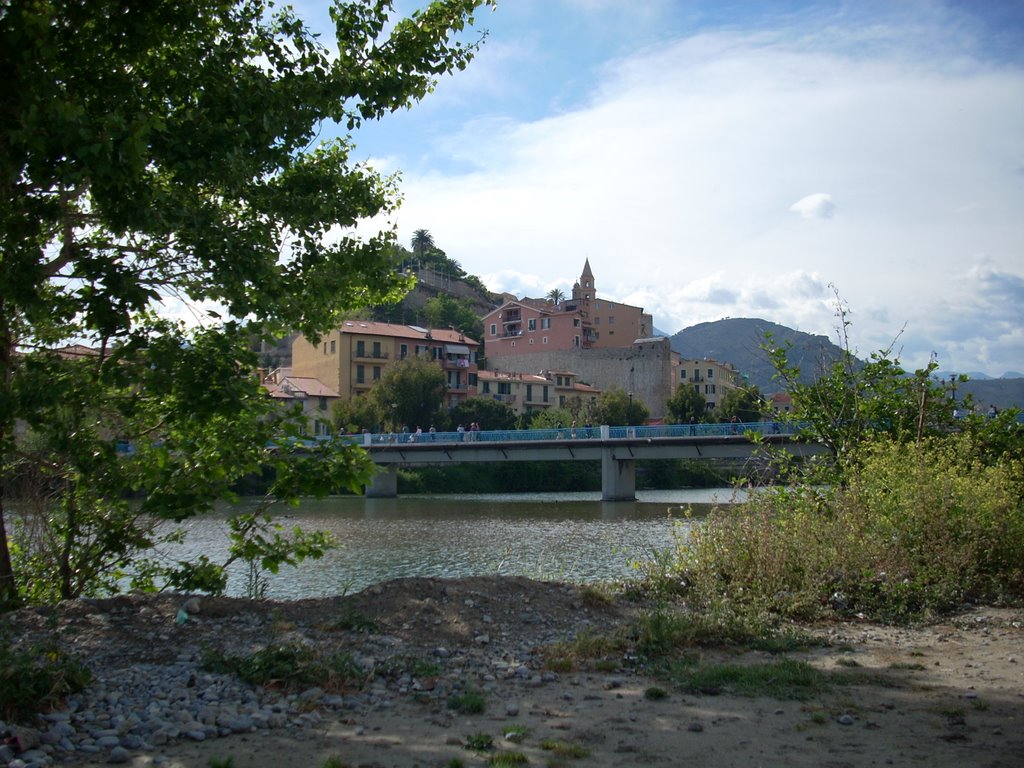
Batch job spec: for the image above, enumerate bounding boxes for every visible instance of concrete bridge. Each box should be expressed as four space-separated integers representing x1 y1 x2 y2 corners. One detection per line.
344 422 824 501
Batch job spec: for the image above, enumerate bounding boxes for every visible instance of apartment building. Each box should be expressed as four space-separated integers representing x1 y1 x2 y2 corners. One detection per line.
482 260 654 357
677 358 743 411
476 369 600 417
291 321 480 410
262 373 340 436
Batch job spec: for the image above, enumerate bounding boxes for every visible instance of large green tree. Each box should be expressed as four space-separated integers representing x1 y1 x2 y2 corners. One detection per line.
422 294 484 341
0 0 493 605
597 387 649 427
666 384 706 424
715 385 764 423
371 355 448 432
449 397 516 431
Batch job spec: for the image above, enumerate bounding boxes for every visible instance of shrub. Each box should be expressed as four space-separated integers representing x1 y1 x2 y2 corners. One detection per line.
663 434 1024 623
202 644 366 692
0 634 92 723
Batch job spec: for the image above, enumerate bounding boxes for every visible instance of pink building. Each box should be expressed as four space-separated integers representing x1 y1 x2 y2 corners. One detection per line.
482 260 653 357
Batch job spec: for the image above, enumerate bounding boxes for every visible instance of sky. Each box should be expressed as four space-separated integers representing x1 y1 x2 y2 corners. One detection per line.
295 0 1024 377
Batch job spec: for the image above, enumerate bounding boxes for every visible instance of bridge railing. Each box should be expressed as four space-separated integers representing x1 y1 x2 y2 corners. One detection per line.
331 420 805 448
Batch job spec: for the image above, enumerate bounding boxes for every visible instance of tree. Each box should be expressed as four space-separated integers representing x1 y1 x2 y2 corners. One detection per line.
371 355 448 432
764 293 963 462
411 229 436 259
546 288 566 305
422 295 484 341
529 407 575 429
0 0 493 605
716 385 764 423
597 387 649 426
332 394 383 435
449 397 517 431
666 385 706 424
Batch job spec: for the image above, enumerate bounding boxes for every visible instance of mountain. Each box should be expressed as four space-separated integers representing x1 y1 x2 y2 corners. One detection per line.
670 318 1024 409
955 378 1024 412
669 318 844 393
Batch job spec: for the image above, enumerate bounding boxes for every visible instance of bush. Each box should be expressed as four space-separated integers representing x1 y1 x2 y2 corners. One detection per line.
661 435 1024 623
202 644 366 692
0 635 92 723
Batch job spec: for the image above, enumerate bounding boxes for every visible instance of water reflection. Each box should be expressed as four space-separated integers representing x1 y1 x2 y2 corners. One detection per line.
161 490 740 600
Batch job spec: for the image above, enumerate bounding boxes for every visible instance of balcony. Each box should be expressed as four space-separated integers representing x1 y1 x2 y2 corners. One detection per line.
353 350 389 361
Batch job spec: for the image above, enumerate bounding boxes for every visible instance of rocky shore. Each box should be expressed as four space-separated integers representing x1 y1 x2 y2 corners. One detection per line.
2 577 1022 768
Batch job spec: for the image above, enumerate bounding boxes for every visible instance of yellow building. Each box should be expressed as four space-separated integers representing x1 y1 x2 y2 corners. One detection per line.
476 369 600 417
677 358 744 411
290 321 479 410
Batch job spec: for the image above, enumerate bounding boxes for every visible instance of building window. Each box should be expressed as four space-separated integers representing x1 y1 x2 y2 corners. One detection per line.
490 323 497 336
529 338 534 344
707 368 714 378
542 336 548 344
528 318 536 331
330 340 336 354
540 318 551 330
318 397 328 411
372 341 381 358
573 318 580 327
526 384 533 401
356 340 365 357
400 343 408 359
373 366 381 381
356 365 365 384
608 315 615 324
543 386 549 402
594 317 600 325
574 335 580 347
483 381 491 394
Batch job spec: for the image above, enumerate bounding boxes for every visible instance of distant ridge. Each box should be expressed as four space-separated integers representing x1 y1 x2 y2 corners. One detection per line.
669 317 844 392
670 318 1024 408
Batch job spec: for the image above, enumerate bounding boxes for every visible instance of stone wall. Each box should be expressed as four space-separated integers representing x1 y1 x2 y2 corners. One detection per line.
485 337 675 420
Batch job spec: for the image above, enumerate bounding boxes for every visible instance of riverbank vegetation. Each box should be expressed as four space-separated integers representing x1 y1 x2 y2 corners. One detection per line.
638 297 1024 626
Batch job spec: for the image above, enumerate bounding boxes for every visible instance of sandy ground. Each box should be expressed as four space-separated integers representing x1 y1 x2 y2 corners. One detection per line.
6 578 1023 768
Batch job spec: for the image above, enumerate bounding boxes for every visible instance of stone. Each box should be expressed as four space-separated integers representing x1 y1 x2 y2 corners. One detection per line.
108 746 132 763
838 714 855 725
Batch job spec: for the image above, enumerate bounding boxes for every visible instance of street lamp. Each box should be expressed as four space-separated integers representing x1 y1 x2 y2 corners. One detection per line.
627 392 633 425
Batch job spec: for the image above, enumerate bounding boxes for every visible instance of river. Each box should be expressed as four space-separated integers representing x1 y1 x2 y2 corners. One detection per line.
160 488 745 600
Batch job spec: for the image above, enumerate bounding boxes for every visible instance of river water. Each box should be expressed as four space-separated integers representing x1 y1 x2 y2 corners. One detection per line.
161 489 745 600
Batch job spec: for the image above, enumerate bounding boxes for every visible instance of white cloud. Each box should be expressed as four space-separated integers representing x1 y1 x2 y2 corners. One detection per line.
789 193 835 220
381 8 1024 375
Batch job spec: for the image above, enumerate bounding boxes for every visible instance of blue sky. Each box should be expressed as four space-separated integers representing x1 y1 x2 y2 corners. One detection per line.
295 0 1024 377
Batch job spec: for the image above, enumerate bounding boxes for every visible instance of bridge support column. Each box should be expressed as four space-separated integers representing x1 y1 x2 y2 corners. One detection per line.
601 450 636 501
366 465 398 498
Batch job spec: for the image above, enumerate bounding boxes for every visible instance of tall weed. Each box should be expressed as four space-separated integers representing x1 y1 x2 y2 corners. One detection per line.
663 435 1024 623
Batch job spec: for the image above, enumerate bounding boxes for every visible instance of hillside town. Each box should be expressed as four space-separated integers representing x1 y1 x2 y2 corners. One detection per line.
260 258 757 436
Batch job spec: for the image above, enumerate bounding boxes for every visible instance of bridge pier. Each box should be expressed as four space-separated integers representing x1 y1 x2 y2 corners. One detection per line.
366 465 398 497
601 450 636 501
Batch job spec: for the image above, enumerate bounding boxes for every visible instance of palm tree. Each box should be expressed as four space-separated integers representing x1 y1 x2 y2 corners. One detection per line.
411 229 435 259
546 287 566 305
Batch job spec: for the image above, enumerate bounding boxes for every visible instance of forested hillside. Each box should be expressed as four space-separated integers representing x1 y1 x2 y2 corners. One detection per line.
669 317 844 392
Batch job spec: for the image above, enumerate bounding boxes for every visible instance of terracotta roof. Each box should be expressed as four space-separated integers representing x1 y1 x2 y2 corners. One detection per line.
263 376 340 399
477 370 549 384
338 320 477 346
